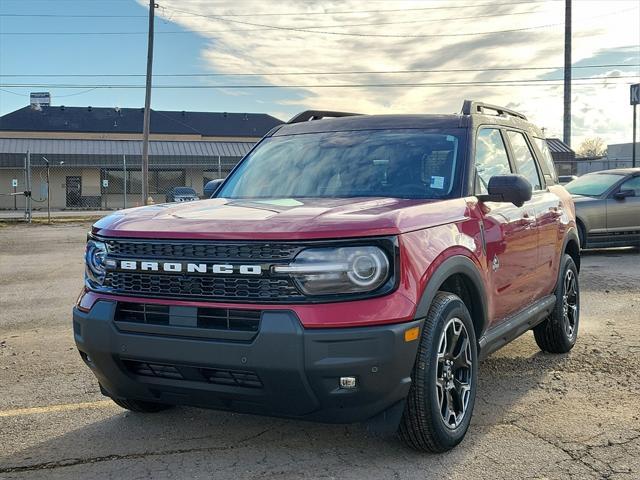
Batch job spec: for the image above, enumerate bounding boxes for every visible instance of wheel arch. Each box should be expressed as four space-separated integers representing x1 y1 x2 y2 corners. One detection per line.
575 217 587 249
415 255 488 341
563 228 581 272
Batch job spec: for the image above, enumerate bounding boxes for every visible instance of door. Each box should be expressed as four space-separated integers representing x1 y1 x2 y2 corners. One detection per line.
474 127 540 325
606 175 640 234
66 176 82 207
504 130 560 300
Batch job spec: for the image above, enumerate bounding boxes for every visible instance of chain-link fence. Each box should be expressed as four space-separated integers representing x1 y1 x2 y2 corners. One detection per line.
2 150 637 221
554 158 635 177
0 151 244 220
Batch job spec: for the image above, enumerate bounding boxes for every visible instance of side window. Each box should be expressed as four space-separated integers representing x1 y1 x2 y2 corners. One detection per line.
618 176 640 196
506 131 542 190
533 137 558 184
474 128 512 195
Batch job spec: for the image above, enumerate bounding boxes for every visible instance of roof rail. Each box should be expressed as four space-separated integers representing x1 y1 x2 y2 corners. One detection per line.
461 100 527 121
287 110 361 124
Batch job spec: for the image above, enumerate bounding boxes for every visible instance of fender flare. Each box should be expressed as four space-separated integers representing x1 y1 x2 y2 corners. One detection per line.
561 226 581 272
414 255 489 337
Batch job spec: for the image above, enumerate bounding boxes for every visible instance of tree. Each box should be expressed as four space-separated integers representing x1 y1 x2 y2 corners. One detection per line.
576 137 607 158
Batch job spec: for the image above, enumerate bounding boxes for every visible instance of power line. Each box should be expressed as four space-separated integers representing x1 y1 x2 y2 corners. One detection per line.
0 1 547 18
1 64 637 78
161 4 636 39
2 75 637 90
0 8 551 36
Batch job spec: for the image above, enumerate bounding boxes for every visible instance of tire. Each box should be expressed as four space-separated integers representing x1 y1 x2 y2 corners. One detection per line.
398 292 478 452
111 397 174 413
534 254 580 353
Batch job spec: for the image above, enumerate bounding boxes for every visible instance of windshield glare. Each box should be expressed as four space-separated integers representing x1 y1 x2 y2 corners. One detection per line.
218 129 462 200
565 173 623 197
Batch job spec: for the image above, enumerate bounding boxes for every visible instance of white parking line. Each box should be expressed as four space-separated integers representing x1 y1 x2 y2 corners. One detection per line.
0 400 114 418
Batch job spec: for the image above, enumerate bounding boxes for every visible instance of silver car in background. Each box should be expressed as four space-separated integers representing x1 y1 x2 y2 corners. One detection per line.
565 168 640 248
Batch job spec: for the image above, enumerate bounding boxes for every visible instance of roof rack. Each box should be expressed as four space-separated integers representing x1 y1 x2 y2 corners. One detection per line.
461 100 527 121
287 110 361 124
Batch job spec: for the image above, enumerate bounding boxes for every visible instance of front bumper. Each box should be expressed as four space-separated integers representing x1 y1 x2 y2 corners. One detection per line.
73 301 422 426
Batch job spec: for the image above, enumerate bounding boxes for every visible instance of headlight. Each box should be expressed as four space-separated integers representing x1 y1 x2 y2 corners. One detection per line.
274 246 391 296
85 239 107 286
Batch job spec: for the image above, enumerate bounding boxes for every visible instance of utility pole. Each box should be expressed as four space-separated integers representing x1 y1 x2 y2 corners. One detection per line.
141 1 156 205
633 106 637 168
563 0 572 146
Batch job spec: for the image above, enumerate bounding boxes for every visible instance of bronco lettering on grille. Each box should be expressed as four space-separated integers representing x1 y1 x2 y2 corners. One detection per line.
119 260 262 275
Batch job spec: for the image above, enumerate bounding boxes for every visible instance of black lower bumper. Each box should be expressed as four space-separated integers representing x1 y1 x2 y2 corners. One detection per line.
73 301 422 427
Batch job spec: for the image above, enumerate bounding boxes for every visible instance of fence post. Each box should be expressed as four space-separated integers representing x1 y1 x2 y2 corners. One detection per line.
218 155 222 178
123 154 127 209
25 150 32 223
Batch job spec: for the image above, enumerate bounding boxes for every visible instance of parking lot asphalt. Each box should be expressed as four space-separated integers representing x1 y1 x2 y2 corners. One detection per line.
1 223 639 480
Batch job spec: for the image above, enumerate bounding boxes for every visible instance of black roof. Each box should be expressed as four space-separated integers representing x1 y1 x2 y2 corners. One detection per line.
546 138 574 154
274 110 543 137
274 114 467 136
0 105 283 137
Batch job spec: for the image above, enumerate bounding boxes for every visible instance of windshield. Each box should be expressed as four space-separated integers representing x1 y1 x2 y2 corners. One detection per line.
218 129 463 199
565 173 623 197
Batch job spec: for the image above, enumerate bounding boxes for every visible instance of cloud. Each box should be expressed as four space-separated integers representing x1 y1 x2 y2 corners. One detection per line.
149 0 639 146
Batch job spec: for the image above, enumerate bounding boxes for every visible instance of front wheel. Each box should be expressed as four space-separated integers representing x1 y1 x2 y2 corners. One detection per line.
534 254 580 353
398 292 478 452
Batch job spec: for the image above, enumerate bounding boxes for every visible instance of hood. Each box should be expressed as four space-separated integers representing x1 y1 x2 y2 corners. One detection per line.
570 194 596 203
92 197 471 240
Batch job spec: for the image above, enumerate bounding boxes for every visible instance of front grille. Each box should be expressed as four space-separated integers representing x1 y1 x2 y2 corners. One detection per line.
105 273 303 302
115 302 262 332
106 239 301 261
122 360 263 388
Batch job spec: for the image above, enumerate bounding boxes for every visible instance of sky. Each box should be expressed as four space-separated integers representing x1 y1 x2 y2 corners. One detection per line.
0 0 639 148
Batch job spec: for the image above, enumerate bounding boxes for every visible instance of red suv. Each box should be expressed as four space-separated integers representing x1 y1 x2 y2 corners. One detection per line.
74 101 580 452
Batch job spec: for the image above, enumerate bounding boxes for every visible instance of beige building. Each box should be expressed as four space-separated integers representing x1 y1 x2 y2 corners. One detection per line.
0 104 282 210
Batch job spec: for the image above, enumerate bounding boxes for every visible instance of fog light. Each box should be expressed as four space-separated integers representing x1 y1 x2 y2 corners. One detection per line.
339 376 357 389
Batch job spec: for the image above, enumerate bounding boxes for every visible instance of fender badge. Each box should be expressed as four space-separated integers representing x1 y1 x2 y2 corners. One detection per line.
492 255 500 272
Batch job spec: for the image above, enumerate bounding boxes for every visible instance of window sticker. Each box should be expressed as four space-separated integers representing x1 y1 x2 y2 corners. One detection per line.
430 176 445 189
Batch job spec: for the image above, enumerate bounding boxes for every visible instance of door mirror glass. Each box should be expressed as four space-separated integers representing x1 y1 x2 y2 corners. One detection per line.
480 174 533 207
204 178 225 198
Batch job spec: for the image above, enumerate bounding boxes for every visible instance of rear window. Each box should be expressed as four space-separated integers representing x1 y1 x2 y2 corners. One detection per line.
219 129 464 199
565 174 624 197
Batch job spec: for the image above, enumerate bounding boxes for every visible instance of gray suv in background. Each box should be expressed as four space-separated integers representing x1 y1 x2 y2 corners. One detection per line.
565 168 640 248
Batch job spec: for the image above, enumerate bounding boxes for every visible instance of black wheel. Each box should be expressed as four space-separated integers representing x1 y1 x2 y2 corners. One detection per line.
111 397 173 413
534 254 580 353
398 292 478 452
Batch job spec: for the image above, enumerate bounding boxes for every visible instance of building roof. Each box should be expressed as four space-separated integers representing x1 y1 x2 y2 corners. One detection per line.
0 105 282 137
0 138 253 158
545 138 574 154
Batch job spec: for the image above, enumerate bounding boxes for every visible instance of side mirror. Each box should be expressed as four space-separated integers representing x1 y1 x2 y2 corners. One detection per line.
613 189 634 200
479 174 532 207
203 178 224 198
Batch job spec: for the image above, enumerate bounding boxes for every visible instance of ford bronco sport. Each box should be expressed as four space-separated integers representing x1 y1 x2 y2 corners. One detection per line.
74 100 580 452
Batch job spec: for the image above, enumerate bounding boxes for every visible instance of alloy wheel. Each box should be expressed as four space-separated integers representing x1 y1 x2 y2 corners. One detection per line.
436 317 473 429
562 269 578 339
